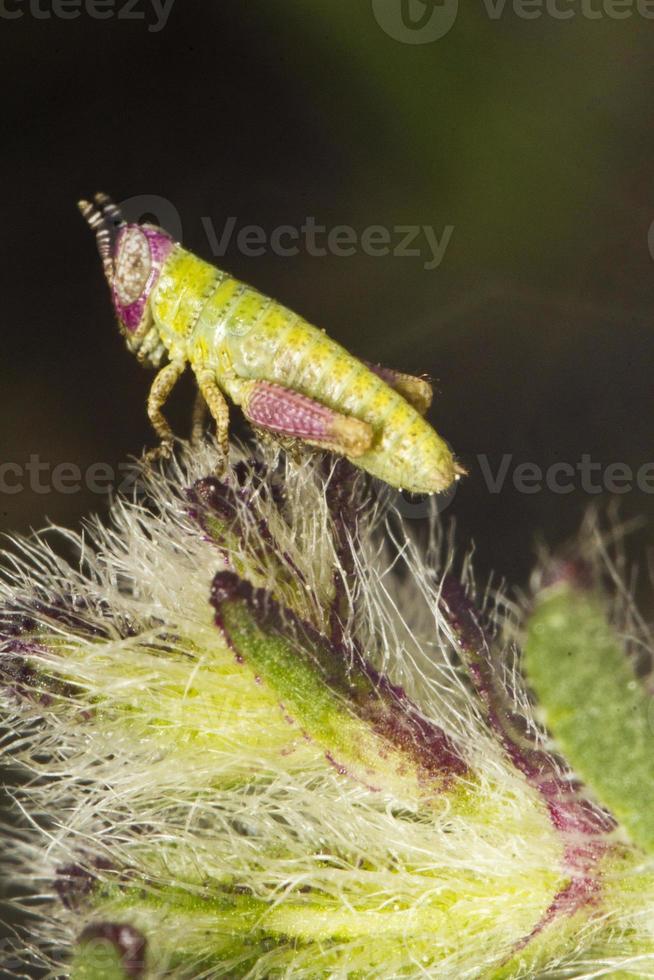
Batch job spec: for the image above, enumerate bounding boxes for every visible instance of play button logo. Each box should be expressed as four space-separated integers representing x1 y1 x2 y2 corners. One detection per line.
372 0 458 42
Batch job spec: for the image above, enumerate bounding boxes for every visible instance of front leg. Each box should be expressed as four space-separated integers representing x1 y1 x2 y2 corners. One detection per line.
146 360 185 459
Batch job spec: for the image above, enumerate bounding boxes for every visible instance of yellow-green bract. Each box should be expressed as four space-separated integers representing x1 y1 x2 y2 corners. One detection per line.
525 577 654 855
4 445 654 978
78 192 461 494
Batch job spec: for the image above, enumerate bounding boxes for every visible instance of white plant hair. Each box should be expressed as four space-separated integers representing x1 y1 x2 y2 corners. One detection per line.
1 441 653 978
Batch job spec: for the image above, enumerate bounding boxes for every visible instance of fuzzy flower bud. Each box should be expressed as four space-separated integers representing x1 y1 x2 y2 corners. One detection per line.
2 442 654 978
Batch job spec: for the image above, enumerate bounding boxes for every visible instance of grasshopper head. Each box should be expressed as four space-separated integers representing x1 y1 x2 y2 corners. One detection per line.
78 193 175 361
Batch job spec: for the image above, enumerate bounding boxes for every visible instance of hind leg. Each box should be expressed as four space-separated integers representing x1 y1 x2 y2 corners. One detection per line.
234 380 373 458
364 361 433 415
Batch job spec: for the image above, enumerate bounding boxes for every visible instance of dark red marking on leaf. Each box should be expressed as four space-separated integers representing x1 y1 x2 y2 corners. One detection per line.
211 571 467 785
55 857 114 910
440 575 614 957
1 588 136 648
513 872 602 954
188 473 306 587
188 475 238 527
0 609 37 640
441 576 613 833
1 636 80 705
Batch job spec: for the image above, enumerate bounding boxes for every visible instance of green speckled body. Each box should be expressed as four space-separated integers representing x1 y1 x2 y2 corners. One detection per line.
150 246 456 493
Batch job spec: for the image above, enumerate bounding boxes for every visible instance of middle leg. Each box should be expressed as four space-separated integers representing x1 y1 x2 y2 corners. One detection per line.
191 387 208 445
195 370 231 460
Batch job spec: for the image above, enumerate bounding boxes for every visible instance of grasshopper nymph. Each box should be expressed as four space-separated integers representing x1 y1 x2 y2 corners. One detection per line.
79 193 463 494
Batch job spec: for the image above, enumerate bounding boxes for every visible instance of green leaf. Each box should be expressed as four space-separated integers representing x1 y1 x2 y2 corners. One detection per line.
525 584 654 854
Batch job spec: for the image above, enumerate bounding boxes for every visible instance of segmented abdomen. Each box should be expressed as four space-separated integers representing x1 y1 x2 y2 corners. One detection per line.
153 248 455 493
218 284 454 493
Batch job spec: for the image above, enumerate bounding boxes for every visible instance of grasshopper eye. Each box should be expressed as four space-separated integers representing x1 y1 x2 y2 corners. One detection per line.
79 194 174 344
113 227 152 306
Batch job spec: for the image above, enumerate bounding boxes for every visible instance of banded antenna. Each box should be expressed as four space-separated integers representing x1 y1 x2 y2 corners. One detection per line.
77 193 126 284
94 192 126 229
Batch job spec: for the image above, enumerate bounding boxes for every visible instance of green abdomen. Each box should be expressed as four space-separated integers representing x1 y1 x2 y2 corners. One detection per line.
155 247 455 494
209 283 454 493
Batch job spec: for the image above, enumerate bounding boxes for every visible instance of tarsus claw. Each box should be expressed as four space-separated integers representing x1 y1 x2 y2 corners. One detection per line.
145 440 174 465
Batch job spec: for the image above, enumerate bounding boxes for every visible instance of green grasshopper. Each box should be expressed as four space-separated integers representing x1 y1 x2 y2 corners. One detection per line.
79 193 462 494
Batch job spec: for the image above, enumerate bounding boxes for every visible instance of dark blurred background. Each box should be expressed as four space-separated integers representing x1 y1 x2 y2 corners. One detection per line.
2 0 654 967
2 4 654 600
